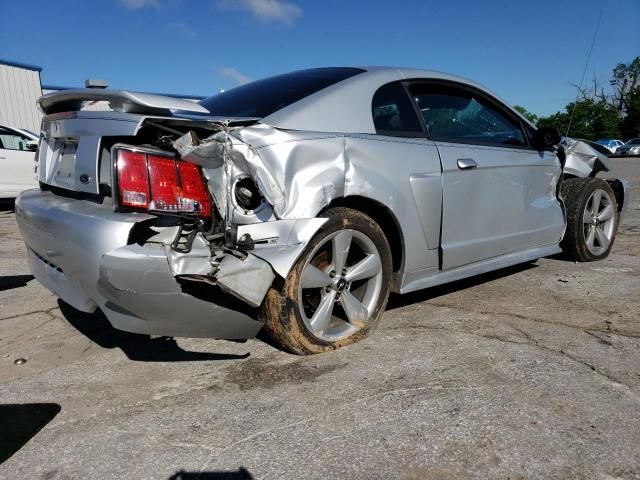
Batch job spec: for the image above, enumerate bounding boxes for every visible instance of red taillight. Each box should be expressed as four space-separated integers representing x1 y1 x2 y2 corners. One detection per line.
177 162 212 216
115 147 211 217
148 155 180 212
116 150 149 208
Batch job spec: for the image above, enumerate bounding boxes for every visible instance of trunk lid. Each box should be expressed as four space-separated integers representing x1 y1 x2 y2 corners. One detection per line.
36 89 212 194
38 111 142 194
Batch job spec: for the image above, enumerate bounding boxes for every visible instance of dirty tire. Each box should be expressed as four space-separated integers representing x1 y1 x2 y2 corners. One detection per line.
560 177 618 262
260 207 393 355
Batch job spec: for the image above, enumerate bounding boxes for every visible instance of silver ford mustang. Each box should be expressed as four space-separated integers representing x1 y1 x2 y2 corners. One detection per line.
16 67 631 354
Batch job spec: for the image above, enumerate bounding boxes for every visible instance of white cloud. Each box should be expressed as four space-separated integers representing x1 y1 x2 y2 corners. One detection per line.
166 22 197 39
221 67 252 86
216 0 302 26
118 0 160 9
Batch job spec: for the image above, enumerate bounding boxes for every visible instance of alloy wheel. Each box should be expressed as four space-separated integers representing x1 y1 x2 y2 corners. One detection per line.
297 229 384 341
582 188 615 256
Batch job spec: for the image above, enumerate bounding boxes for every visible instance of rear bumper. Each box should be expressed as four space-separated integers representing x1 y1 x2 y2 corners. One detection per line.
15 189 263 339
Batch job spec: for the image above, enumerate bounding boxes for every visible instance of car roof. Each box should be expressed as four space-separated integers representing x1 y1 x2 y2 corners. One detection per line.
261 66 528 134
0 124 38 140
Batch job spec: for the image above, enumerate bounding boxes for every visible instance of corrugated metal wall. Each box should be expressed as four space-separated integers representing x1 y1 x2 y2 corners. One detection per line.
0 64 43 132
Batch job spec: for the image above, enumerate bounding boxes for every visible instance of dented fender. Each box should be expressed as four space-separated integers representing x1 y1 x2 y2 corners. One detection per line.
237 217 328 278
562 137 612 177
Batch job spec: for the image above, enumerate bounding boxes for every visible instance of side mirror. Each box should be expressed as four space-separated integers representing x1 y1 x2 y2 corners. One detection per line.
532 127 562 150
25 141 38 152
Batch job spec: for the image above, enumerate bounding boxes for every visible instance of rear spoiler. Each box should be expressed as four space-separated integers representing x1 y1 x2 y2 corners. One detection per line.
37 89 210 115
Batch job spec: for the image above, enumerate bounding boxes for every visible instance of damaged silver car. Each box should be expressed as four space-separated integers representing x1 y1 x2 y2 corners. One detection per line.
16 67 631 354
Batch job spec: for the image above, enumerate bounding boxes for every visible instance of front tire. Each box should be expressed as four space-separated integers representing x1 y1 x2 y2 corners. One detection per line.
260 207 393 355
560 178 618 262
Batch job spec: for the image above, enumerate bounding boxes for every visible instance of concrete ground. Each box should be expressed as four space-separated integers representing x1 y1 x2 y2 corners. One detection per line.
1 158 639 480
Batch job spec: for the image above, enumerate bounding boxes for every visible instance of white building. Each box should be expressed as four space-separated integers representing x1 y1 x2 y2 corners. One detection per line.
0 58 206 132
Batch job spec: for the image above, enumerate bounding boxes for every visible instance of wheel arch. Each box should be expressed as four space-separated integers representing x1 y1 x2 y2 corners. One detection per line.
563 175 627 214
321 195 405 272
606 179 627 213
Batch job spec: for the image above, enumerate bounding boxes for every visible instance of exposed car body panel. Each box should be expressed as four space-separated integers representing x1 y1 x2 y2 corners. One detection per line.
236 218 329 278
176 126 443 282
562 137 613 177
14 67 632 342
16 189 263 338
437 142 565 269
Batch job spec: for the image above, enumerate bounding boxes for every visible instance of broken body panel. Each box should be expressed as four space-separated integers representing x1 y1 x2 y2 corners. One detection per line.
16 74 631 340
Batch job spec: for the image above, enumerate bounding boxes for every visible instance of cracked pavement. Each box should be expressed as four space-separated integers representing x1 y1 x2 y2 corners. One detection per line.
1 158 639 479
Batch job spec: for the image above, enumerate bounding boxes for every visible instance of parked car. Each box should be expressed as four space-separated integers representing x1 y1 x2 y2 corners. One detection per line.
595 139 625 154
15 67 630 354
0 124 38 198
616 138 640 156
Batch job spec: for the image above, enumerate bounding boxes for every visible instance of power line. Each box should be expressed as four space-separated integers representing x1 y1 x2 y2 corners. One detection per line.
566 9 603 137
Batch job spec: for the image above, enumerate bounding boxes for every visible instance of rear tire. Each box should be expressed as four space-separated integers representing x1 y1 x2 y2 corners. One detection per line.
260 207 393 355
560 178 618 262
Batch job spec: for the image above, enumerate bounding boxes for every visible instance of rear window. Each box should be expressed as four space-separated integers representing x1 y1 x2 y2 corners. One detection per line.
199 67 365 118
371 82 424 136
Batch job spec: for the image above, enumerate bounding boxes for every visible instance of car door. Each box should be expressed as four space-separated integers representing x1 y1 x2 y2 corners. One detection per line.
369 81 443 257
0 126 37 196
407 81 565 270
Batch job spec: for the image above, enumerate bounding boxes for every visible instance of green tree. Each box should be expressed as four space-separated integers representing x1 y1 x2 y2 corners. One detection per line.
619 88 640 138
532 56 640 140
538 99 620 139
612 58 640 138
513 105 538 125
610 57 640 115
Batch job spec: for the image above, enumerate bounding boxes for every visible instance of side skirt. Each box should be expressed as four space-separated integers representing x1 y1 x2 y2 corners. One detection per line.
397 243 562 294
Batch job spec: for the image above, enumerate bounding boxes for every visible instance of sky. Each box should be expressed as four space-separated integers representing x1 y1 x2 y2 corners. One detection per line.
1 0 638 116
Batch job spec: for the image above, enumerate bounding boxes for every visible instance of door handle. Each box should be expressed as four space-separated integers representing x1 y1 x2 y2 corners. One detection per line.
457 158 478 170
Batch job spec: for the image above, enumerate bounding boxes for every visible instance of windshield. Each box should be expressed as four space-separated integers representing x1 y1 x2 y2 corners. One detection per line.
626 138 640 145
199 68 365 118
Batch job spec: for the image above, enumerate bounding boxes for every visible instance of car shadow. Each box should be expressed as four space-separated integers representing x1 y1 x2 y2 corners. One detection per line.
0 403 61 464
546 252 572 262
0 274 34 292
388 261 537 310
57 300 250 363
0 198 15 213
169 468 254 479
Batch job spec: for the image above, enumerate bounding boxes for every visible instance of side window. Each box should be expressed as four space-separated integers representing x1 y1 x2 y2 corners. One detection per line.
408 83 526 147
371 82 424 136
0 127 31 151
